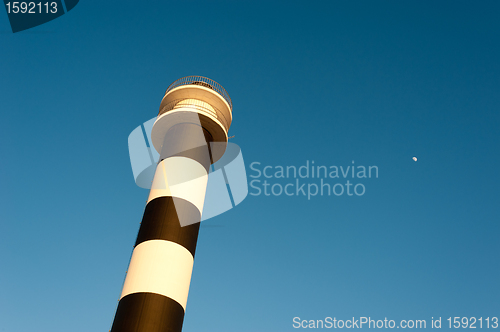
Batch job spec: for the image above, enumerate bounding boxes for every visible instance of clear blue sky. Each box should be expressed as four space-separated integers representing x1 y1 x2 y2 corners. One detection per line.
1 1 499 331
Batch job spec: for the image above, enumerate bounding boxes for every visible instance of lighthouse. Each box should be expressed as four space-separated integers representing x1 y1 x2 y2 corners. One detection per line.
111 76 232 332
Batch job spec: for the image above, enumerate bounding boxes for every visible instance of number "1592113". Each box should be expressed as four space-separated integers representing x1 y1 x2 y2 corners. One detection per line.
5 2 58 14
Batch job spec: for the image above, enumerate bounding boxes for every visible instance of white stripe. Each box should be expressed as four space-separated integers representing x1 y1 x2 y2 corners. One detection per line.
120 240 194 310
147 157 208 214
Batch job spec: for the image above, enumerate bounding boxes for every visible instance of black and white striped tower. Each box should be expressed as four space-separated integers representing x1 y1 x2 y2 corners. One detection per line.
111 76 232 332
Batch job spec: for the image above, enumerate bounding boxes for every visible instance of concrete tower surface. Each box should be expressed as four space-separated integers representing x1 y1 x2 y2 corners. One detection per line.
111 76 233 332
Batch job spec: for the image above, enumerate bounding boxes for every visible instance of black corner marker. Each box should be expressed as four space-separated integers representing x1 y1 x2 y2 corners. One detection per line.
64 0 78 12
4 0 79 33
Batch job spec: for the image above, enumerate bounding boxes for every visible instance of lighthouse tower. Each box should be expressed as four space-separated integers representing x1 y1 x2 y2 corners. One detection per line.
111 76 232 332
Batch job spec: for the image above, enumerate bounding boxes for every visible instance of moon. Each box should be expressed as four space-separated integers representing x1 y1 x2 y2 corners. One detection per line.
413 157 417 161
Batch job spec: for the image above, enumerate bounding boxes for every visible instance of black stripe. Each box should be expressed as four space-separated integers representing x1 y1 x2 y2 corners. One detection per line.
136 197 201 257
111 292 184 332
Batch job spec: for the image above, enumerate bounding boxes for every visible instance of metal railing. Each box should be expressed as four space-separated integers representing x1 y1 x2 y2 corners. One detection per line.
165 76 233 110
159 98 230 130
